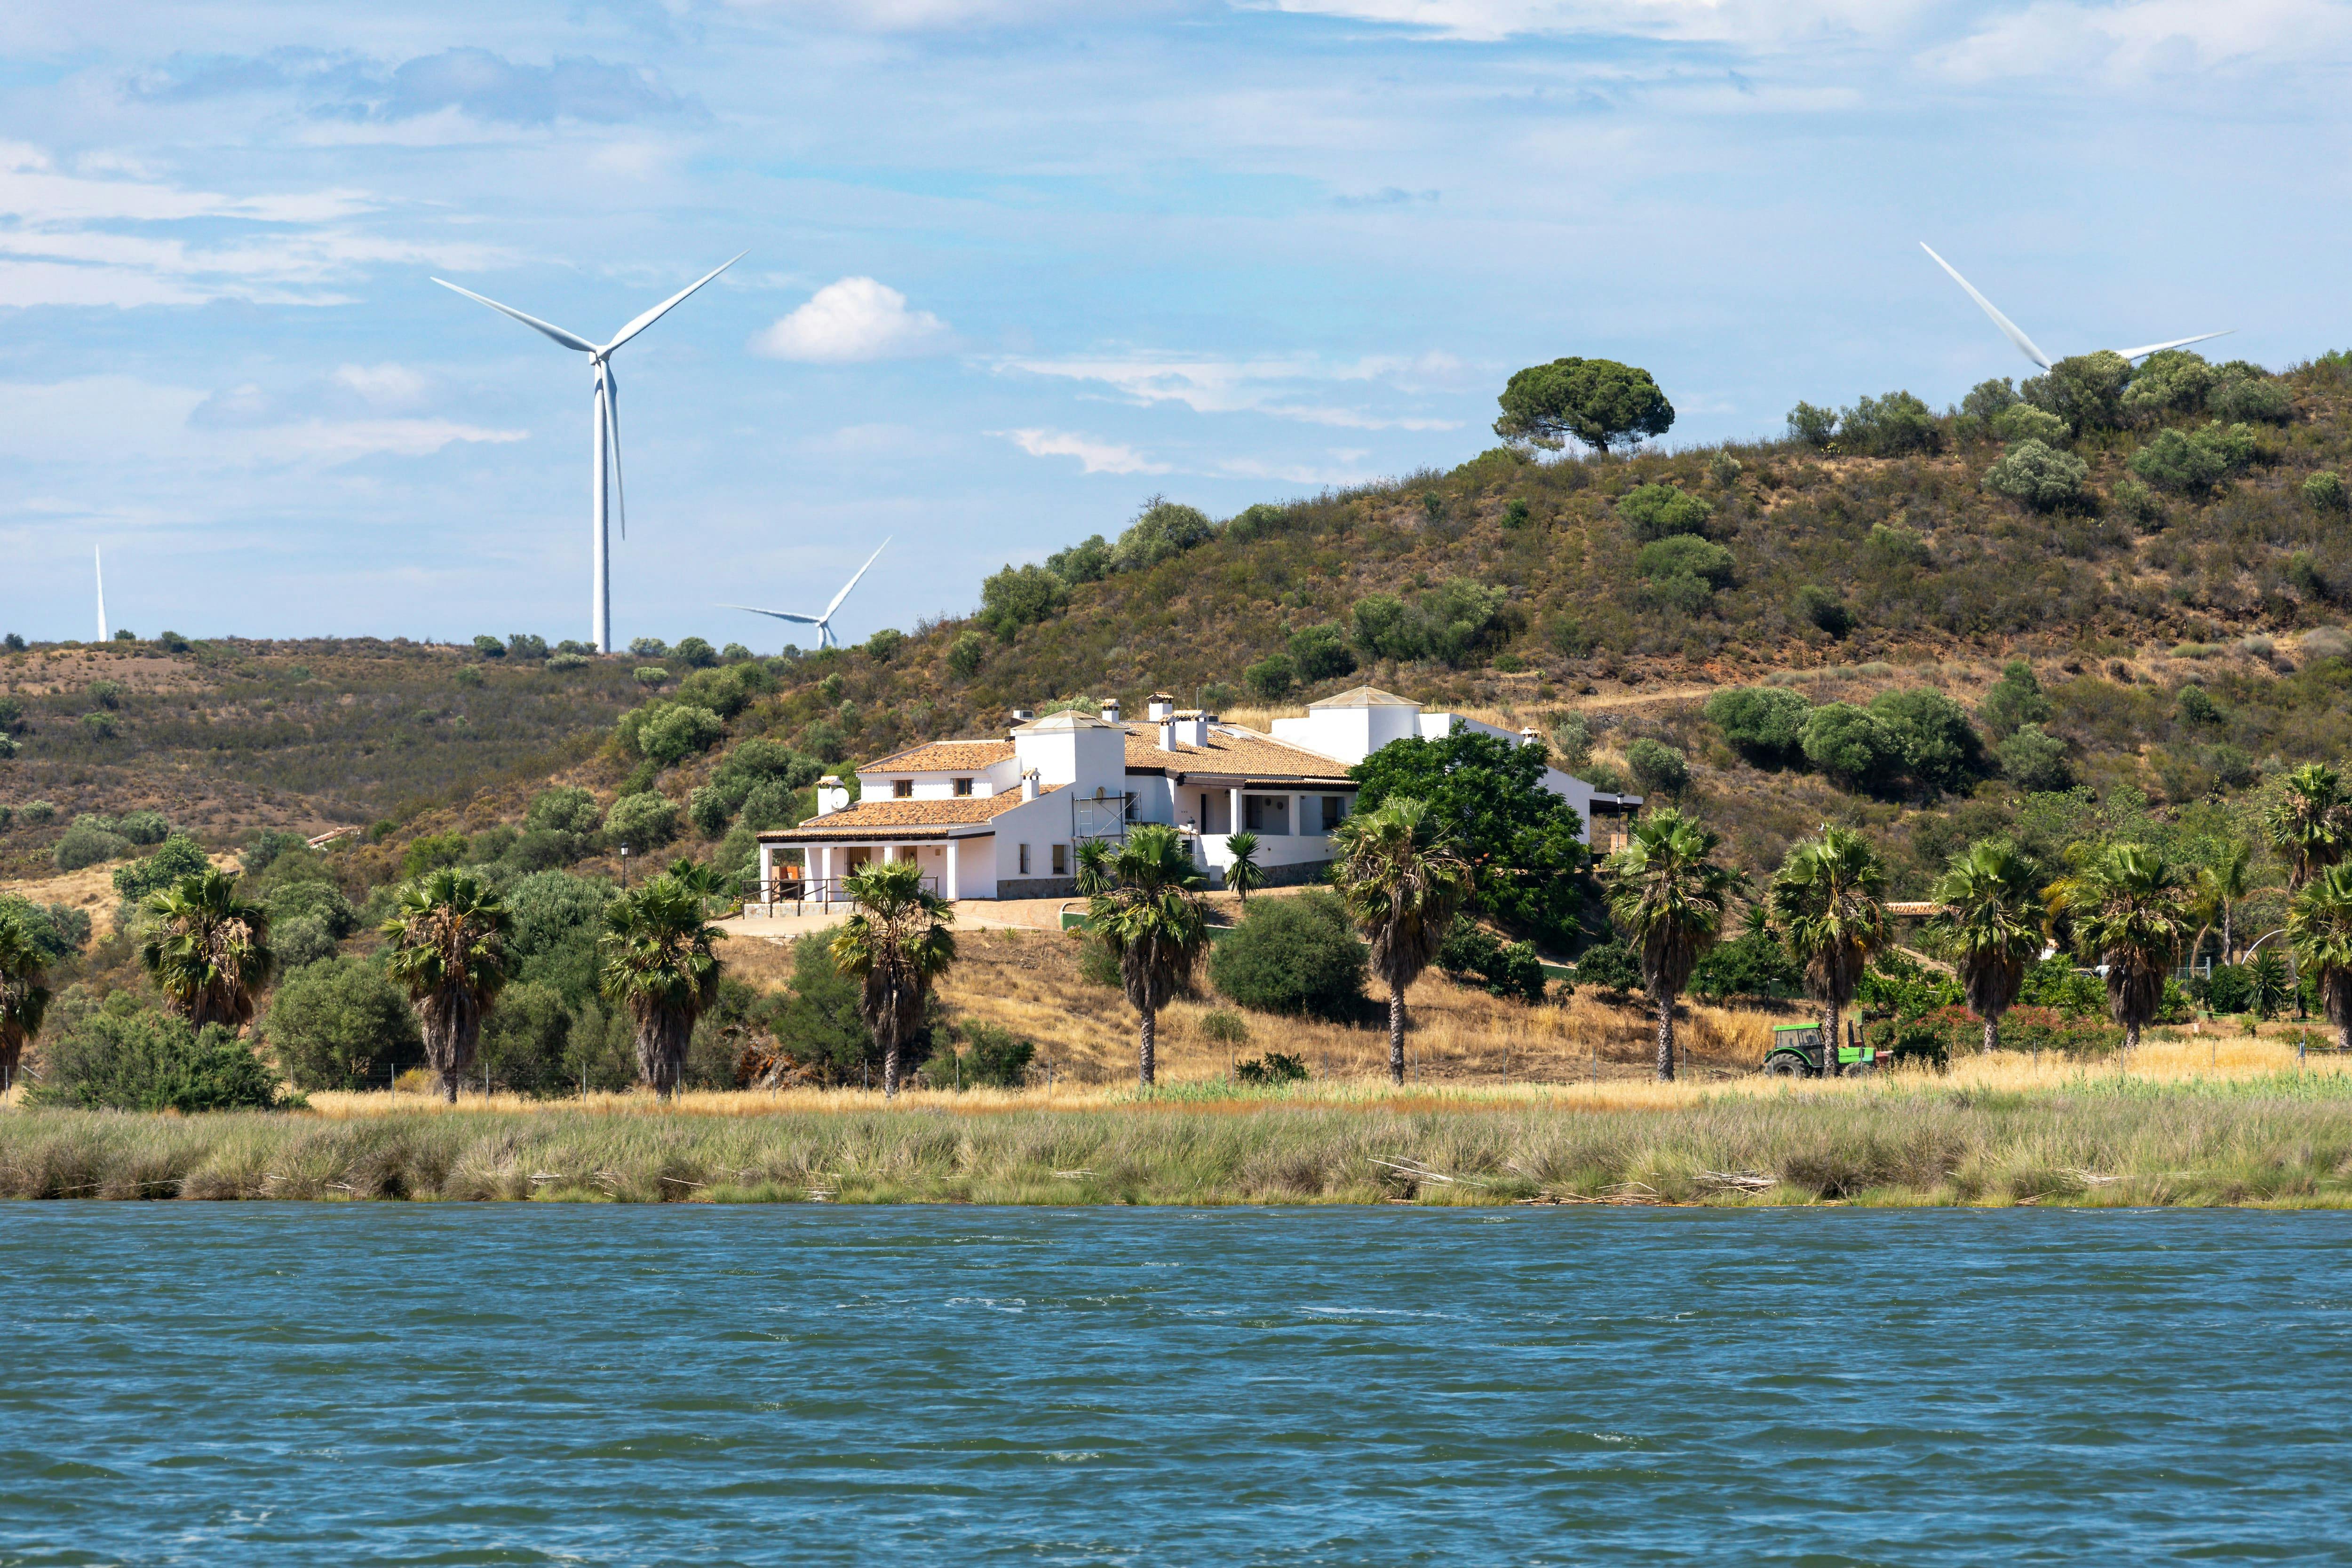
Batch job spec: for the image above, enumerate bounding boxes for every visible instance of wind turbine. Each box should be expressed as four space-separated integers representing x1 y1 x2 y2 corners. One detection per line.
1920 243 2232 371
723 539 892 650
93 546 107 644
433 253 745 653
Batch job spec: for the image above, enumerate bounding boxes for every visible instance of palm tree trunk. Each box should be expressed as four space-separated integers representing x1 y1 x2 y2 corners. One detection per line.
2223 905 2233 963
1388 981 1406 1085
882 1036 901 1099
2124 1020 2140 1063
1983 1012 1999 1055
1825 1002 1842 1078
1655 994 1675 1081
1138 1006 1157 1087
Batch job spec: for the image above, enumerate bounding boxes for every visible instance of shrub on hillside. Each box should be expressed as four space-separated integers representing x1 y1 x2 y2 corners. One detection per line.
979 562 1068 639
673 636 717 669
1208 890 1368 1021
1616 483 1712 542
947 631 988 679
1979 660 2051 737
1244 654 1295 702
1706 686 1810 767
1690 929 1803 1003
1350 579 1508 667
1982 439 2088 510
2121 349 2213 420
1793 585 1851 636
923 1020 1034 1090
1636 535 1735 590
240 828 309 876
53 820 131 872
1837 390 1939 456
1287 623 1356 682
527 786 603 837
28 1006 295 1111
1113 496 1218 572
1868 688 1987 794
2022 352 2131 432
0 895 89 963
400 831 469 879
1999 724 2072 792
634 704 726 767
263 957 423 1091
1045 533 1112 584
111 835 212 905
1786 401 1837 447
602 791 678 849
1991 402 2070 446
1799 703 1901 790
1436 915 1546 1003
1625 737 1689 796
2129 422 2257 494
2304 471 2348 513
505 871 615 999
1572 939 1640 997
2206 361 2292 424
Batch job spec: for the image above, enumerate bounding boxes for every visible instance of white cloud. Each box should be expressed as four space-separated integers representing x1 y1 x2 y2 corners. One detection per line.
998 352 1462 429
1923 0 2351 83
1253 0 1916 44
751 277 954 363
331 363 431 410
997 428 1171 475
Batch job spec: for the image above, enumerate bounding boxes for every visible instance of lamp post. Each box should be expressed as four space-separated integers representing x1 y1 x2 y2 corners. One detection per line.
620 845 631 890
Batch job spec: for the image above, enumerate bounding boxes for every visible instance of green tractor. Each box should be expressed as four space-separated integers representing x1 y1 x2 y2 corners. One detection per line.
1762 1018 1885 1078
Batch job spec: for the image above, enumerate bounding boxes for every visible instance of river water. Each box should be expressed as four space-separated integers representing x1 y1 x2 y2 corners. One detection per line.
3 1206 2348 1565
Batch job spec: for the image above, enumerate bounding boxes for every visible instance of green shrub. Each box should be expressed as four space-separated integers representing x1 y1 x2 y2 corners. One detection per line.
2177 684 2220 726
636 704 726 767
1983 439 2088 509
629 637 668 658
2111 475 2164 528
1207 890 1368 1020
0 895 89 963
1793 585 1851 636
633 665 670 687
27 1006 296 1111
1866 523 1931 568
2022 352 2131 433
2303 471 2347 512
2206 362 2292 424
1572 939 1639 995
1999 724 2072 792
1991 402 2069 446
925 1020 1035 1090
676 665 756 719
1786 401 1837 447
241 828 309 875
1287 623 1356 682
1616 483 1712 542
1245 654 1296 701
688 786 732 839
1624 737 1689 796
1706 686 1810 767
111 835 212 904
673 636 718 669
1868 688 1986 793
1690 929 1803 1003
2121 348 2213 419
1234 1052 1308 1085
1113 496 1217 571
1045 533 1113 584
52 820 131 872
263 957 423 1090
110 809 169 845
1980 659 2052 737
1350 579 1508 667
526 786 603 837
864 629 905 663
1199 1008 1250 1046
1636 535 1735 589
1436 915 1546 1003
765 934 879 1084
1798 703 1900 790
979 562 1068 639
947 631 988 679
1837 390 1939 456
2129 421 2257 494
472 634 506 659
602 791 678 849
400 831 470 879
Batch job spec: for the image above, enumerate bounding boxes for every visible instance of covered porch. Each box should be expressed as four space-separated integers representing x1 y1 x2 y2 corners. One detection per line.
754 832 989 911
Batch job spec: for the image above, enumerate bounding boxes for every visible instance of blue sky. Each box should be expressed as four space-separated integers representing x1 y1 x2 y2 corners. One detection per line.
3 0 2346 649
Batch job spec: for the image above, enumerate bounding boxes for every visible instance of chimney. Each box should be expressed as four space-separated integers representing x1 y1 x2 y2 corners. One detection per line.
1021 768 1041 801
816 776 850 816
1100 697 1122 725
1146 692 1176 722
1520 726 1541 747
1159 718 1179 752
1173 708 1210 747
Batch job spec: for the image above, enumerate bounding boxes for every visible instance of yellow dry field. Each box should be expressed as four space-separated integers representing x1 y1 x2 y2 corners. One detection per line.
1 851 240 942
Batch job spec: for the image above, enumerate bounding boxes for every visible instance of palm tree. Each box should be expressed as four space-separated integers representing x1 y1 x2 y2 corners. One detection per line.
1331 798 1474 1085
138 868 272 1030
381 868 515 1103
1089 824 1211 1087
2264 764 2345 890
1929 838 2044 1055
602 872 724 1098
1074 838 1116 896
1605 808 1737 1081
2194 839 2257 965
829 859 956 1097
1768 826 1888 1077
667 856 728 914
2289 863 2352 1052
1224 831 1266 903
0 914 52 1091
2052 842 2192 1060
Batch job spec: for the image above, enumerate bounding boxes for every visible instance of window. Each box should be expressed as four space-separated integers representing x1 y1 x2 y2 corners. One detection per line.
1242 794 1290 835
953 777 973 797
892 779 914 799
1051 843 1069 876
1322 795 1344 831
1018 843 1031 875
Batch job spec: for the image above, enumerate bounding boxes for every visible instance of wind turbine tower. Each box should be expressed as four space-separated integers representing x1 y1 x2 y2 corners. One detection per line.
433 254 745 653
1920 243 2231 370
723 539 892 650
94 546 107 644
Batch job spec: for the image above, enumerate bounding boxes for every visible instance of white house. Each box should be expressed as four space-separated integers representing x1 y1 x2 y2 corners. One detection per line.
753 686 1638 904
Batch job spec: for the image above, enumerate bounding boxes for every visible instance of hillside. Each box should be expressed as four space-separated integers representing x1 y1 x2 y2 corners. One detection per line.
7 346 2351 922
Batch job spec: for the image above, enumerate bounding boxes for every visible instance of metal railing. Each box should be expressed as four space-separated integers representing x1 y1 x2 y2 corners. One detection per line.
740 872 939 914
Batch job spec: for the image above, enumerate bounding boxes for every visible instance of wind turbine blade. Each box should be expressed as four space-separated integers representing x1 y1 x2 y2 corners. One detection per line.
94 545 107 645
601 363 626 540
823 538 891 621
604 252 747 354
721 604 824 624
2113 330 2235 362
1920 243 2053 371
431 278 598 353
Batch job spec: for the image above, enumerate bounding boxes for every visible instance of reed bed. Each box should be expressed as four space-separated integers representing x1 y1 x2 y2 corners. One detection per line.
11 1067 2352 1207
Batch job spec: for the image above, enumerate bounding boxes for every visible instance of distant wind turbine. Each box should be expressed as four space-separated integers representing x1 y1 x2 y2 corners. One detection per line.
1920 243 2232 371
94 546 107 644
723 539 892 650
433 253 746 653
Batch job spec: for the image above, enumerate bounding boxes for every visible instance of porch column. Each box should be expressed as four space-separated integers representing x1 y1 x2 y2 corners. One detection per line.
1228 786 1243 839
758 842 775 910
946 839 961 902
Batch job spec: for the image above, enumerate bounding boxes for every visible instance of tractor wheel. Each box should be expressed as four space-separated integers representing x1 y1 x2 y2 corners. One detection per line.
1841 1059 1877 1078
1762 1053 1807 1078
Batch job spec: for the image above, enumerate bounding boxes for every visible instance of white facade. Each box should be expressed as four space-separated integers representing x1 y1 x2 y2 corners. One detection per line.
756 686 1636 901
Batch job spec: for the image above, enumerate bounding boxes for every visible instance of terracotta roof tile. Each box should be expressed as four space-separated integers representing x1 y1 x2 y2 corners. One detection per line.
758 785 1060 840
860 739 1015 772
1120 723 1355 782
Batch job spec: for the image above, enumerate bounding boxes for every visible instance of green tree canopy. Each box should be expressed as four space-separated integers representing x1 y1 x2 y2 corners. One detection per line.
978 563 1069 639
1617 483 1712 542
263 956 423 1091
1494 357 1675 452
1349 729 1589 949
1705 686 1811 768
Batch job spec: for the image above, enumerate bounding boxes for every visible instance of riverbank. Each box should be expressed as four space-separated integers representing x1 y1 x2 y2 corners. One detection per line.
9 1054 2352 1205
